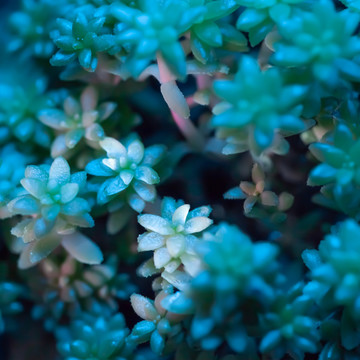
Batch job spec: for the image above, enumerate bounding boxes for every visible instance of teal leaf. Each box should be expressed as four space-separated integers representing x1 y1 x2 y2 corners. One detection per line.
127 140 144 164
62 198 90 216
49 157 70 186
150 330 165 355
193 22 223 48
133 180 156 202
60 183 79 204
135 166 160 185
85 158 115 176
8 195 39 215
105 176 127 196
302 249 322 271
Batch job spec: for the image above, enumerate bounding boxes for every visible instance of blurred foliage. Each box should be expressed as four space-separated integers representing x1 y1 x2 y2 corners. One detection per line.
2 0 360 359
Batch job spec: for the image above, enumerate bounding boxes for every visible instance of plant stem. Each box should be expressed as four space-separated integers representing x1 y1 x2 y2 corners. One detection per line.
157 54 205 151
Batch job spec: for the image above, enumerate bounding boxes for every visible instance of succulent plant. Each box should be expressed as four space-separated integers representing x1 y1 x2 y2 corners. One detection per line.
303 220 360 350
0 76 52 147
38 86 117 158
259 282 320 359
3 0 360 359
308 123 360 187
236 0 306 46
30 254 136 331
111 0 205 79
50 13 115 72
56 312 139 360
162 223 281 355
224 163 294 222
212 55 306 155
86 136 166 212
8 0 58 58
137 197 213 289
8 157 102 268
130 290 186 355
272 1 360 90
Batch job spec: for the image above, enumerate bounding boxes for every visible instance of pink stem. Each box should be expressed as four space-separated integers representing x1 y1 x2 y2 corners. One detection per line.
157 54 205 151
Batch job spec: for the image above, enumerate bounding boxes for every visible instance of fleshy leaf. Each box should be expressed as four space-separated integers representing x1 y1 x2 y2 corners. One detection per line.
61 232 103 265
138 214 174 235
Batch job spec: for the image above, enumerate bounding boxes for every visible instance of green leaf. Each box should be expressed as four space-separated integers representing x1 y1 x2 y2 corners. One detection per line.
333 124 354 152
50 51 77 67
132 320 156 343
309 143 346 168
30 235 62 265
236 9 267 31
161 42 187 79
150 330 165 355
193 22 223 47
308 164 337 186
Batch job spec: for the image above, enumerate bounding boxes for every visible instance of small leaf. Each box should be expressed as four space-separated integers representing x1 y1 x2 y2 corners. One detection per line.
100 137 126 158
20 178 45 198
61 232 103 264
161 292 195 314
105 176 127 196
130 294 158 321
65 129 84 149
172 204 190 226
127 140 144 164
128 194 146 213
51 135 68 157
135 166 160 185
166 235 186 258
50 51 77 66
302 249 322 271
38 109 67 130
60 183 79 204
224 187 246 200
138 214 174 235
193 22 223 47
184 217 213 234
244 196 257 214
150 330 165 355
62 198 90 216
86 158 114 176
260 191 279 207
260 330 282 353
30 235 62 265
49 157 70 186
308 164 337 186
143 145 167 166
133 181 156 202
138 232 166 252
132 320 156 343
309 143 346 168
8 196 40 215
188 205 212 219
181 253 202 277
81 86 98 112
154 247 172 268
